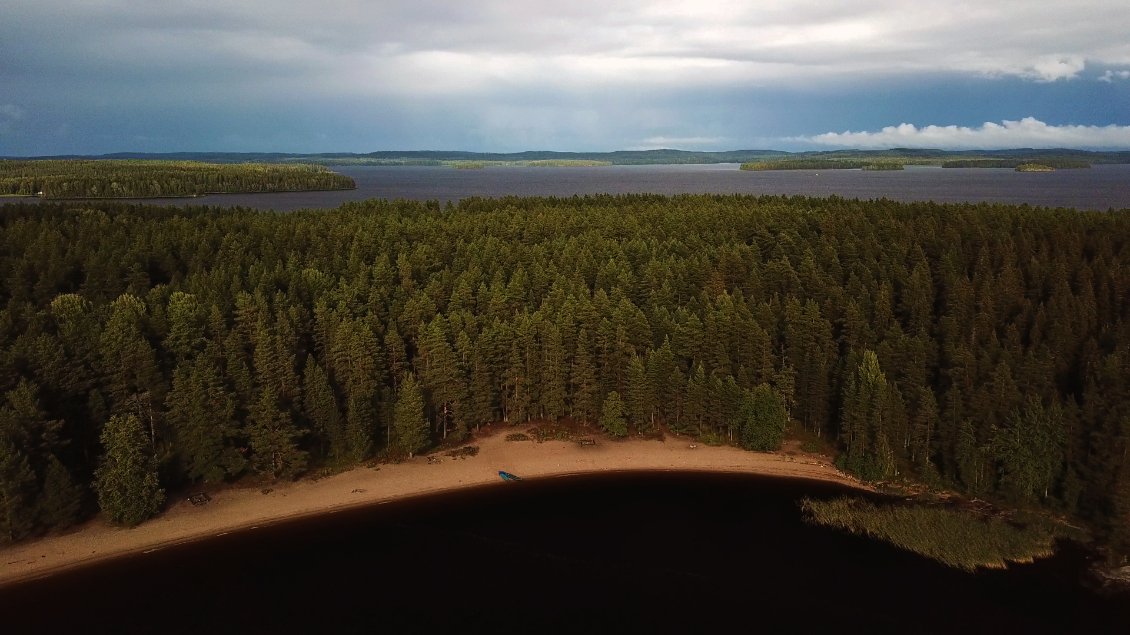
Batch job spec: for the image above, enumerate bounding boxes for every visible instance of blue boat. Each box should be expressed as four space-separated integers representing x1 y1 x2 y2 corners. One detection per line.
498 470 522 481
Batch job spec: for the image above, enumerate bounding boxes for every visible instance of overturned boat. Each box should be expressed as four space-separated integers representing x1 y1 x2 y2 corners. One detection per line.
498 470 522 481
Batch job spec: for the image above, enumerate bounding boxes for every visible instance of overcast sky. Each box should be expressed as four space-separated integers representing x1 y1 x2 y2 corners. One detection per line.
2 1 1130 154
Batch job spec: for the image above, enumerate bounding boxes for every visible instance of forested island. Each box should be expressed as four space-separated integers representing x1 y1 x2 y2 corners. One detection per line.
0 160 356 199
451 159 611 169
942 159 1091 169
740 160 906 171
0 194 1128 567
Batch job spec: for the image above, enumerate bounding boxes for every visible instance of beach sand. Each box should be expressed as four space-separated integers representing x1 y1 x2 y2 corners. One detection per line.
0 426 866 587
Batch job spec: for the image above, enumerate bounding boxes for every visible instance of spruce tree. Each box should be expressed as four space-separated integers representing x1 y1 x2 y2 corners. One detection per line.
626 355 653 432
394 373 429 457
37 455 83 530
0 437 37 542
248 387 307 480
570 328 598 423
600 391 628 438
302 359 346 463
739 384 788 451
166 358 245 483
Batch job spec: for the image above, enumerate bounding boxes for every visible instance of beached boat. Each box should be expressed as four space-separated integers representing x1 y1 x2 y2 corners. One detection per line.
498 471 522 481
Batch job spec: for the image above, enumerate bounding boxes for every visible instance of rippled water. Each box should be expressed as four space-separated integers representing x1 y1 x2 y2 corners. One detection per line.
15 164 1130 211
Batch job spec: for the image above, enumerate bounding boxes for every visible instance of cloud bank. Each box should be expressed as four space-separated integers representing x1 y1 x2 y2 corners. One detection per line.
2 2 1130 153
798 118 1130 150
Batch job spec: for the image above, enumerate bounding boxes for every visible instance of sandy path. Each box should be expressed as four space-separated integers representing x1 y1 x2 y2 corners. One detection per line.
0 427 865 587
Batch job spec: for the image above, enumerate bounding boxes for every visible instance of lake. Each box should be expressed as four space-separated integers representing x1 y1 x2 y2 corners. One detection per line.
2 472 1125 633
18 164 1130 211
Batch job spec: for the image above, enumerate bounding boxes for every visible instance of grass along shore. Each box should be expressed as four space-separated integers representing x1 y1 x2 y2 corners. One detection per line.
0 425 863 588
800 495 1074 571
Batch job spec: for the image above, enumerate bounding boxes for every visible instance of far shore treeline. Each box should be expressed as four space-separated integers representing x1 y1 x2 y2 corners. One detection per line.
0 194 1128 557
0 160 356 199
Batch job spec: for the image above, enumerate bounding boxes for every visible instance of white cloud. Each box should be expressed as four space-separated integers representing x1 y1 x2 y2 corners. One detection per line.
797 117 1130 150
1099 70 1130 82
5 1 1130 97
1023 55 1086 82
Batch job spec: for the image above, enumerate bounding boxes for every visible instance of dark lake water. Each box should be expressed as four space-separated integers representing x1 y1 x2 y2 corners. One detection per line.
19 164 1130 211
3 472 1126 633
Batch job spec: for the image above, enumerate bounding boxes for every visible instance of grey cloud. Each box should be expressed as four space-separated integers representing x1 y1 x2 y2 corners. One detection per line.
3 2 1130 153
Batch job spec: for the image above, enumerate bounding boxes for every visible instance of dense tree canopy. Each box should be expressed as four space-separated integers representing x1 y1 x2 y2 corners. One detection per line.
0 160 355 199
0 193 1128 553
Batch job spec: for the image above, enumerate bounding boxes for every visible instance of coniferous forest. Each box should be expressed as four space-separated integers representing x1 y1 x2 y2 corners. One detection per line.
0 160 355 199
0 194 1128 556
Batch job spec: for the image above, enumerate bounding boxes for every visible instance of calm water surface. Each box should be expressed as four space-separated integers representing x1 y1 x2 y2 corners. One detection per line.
2 472 1126 633
27 163 1130 211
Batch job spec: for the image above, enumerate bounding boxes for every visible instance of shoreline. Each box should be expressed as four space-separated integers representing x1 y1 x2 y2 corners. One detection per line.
0 426 866 588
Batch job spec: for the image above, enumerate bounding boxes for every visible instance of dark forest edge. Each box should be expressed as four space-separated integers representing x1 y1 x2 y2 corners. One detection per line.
5 148 1130 167
0 160 356 199
0 193 1128 571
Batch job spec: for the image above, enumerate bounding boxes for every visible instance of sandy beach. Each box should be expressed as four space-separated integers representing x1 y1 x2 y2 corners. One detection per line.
0 426 866 588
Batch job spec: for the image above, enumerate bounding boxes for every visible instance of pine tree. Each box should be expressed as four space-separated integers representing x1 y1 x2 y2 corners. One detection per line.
344 394 374 463
0 436 37 541
165 291 206 361
739 384 788 451
682 363 710 434
839 350 896 481
98 294 164 446
94 414 164 526
992 397 1066 502
647 338 678 425
394 373 429 457
570 328 599 423
302 359 346 464
166 358 246 483
600 391 628 438
785 299 834 436
468 338 496 430
540 323 567 421
248 387 307 480
626 355 654 432
36 455 83 530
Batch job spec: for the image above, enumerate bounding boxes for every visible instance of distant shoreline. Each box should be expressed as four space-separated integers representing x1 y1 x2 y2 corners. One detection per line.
0 426 864 588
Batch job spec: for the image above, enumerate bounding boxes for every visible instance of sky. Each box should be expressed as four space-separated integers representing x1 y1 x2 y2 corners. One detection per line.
2 1 1130 155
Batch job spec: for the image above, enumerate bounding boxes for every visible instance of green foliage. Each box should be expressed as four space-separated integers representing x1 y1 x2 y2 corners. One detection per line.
248 387 307 480
94 414 164 526
36 455 83 530
0 192 1129 554
741 160 875 171
394 373 429 457
166 357 246 484
0 436 37 541
991 398 1065 502
801 496 1061 571
0 160 355 199
600 391 628 438
839 351 899 481
302 359 346 464
739 384 787 451
942 159 1090 169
